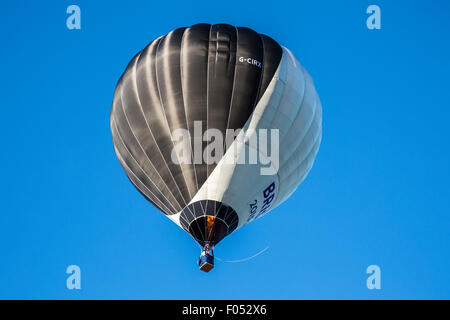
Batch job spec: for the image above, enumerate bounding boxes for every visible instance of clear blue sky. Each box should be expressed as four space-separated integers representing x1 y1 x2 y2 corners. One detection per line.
1 0 449 299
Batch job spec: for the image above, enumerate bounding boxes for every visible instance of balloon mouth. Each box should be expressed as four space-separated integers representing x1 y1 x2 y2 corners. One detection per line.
179 200 239 247
189 216 229 247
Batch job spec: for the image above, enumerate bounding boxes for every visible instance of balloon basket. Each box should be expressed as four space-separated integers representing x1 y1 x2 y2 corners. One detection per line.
198 251 214 273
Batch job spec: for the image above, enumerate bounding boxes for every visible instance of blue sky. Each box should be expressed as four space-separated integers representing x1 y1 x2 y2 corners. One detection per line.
1 0 449 299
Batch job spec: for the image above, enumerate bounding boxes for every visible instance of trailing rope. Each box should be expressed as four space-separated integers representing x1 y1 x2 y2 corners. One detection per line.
215 246 269 263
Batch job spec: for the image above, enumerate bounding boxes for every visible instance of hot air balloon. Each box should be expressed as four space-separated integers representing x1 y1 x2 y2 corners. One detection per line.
110 23 322 272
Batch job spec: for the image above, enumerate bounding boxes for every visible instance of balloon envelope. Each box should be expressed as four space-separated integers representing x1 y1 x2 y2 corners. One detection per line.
110 23 322 247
